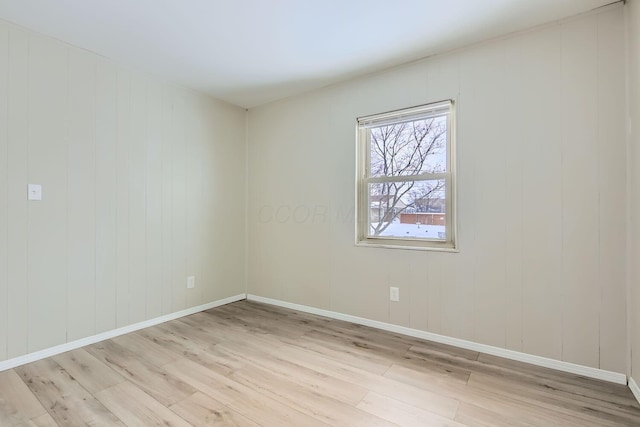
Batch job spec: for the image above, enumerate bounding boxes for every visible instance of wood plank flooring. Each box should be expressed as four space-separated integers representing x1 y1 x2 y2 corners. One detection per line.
1 300 639 426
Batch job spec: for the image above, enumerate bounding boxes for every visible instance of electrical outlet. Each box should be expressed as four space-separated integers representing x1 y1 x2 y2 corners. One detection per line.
187 276 195 289
390 286 400 302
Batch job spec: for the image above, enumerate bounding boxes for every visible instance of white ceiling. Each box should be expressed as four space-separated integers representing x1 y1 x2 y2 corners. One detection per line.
0 0 616 108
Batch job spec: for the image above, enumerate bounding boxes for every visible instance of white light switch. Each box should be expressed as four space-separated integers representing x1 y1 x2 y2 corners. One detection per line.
187 276 195 289
28 184 42 201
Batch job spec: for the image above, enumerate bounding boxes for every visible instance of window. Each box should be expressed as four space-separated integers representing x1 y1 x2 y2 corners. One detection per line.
356 100 456 251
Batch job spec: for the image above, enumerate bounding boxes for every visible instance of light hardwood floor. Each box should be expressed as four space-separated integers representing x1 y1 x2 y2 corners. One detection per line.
1 300 639 426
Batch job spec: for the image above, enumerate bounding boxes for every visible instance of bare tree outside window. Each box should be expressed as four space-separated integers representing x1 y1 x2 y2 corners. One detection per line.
369 117 446 235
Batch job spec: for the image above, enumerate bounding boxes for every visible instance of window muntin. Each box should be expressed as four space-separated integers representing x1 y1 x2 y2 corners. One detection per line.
356 100 456 250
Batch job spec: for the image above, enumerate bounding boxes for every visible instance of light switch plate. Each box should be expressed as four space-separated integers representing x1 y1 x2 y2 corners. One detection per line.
28 184 42 201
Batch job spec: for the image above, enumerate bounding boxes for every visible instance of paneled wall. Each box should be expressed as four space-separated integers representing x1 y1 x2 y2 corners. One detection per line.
0 19 247 362
627 0 640 384
248 5 626 373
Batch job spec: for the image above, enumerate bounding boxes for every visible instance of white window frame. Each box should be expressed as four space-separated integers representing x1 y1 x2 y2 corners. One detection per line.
355 99 457 251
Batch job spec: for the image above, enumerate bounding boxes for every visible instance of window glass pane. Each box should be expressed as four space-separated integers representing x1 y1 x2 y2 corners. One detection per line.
368 180 446 240
369 115 447 178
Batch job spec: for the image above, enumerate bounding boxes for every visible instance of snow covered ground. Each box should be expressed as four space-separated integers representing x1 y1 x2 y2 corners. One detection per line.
373 222 446 239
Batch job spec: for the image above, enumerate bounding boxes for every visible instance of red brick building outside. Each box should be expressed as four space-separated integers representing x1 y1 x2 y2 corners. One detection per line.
399 212 445 226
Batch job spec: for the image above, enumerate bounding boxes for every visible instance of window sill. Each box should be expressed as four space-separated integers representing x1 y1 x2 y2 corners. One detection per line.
355 240 459 253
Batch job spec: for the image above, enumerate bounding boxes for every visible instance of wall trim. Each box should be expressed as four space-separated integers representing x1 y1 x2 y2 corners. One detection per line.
630 377 640 404
247 294 627 385
0 293 247 372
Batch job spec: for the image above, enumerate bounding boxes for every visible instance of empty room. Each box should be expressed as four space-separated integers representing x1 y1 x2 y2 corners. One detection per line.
2 0 640 425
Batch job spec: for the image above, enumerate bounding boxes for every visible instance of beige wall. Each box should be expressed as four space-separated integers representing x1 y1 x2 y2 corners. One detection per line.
0 19 247 362
628 0 640 384
248 4 627 373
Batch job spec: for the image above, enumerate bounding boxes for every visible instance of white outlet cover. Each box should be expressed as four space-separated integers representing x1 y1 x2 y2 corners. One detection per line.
28 184 42 201
390 287 400 302
187 276 195 289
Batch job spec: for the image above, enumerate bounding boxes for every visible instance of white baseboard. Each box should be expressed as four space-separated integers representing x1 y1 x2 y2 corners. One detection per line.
3 291 629 390
0 293 247 373
247 294 627 385
630 377 640 404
